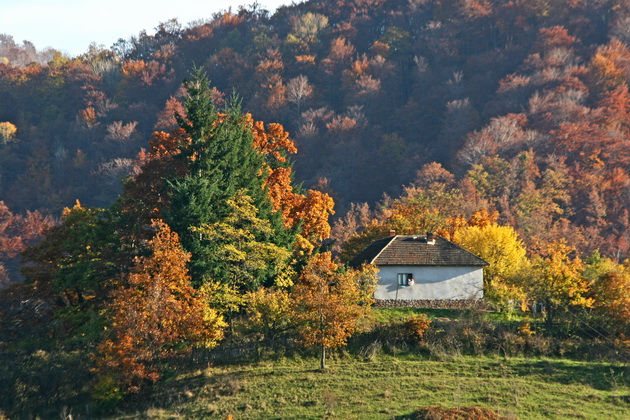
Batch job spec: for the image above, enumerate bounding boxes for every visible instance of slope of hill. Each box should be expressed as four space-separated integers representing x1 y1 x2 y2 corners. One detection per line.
2 0 630 260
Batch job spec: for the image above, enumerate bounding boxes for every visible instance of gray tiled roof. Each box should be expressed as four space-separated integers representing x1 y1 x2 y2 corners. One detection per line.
349 234 489 268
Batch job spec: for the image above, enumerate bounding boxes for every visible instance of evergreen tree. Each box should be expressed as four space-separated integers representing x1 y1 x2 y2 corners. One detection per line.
166 69 293 286
191 189 293 291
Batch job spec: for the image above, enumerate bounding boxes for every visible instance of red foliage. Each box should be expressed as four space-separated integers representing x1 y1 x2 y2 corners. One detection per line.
533 26 579 53
0 201 52 285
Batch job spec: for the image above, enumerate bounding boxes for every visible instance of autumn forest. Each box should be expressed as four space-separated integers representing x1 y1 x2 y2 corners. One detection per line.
2 0 630 417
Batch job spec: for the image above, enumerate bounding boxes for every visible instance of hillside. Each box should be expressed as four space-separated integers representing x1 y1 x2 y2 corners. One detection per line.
110 356 630 419
0 3 626 203
3 307 629 418
2 2 630 416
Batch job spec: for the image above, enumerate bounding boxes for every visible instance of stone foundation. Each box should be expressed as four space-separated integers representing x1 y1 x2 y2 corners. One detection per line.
374 299 486 309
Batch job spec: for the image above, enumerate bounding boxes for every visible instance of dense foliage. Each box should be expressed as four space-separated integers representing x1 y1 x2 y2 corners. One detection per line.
0 68 357 414
1 0 630 260
2 0 630 416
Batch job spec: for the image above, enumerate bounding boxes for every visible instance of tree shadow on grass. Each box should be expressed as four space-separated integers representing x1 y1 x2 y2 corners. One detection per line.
507 359 629 391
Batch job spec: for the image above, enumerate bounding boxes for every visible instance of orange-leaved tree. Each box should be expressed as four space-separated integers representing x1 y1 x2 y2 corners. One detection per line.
95 220 225 396
290 252 377 370
250 116 335 254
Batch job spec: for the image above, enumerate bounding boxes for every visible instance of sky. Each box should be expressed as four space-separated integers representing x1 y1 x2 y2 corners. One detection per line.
1 0 292 57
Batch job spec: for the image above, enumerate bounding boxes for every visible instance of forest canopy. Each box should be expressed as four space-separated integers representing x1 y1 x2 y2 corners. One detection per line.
0 0 629 326
0 1 629 264
3 0 630 416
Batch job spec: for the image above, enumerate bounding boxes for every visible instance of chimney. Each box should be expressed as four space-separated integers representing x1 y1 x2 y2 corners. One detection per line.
426 232 436 245
389 229 396 237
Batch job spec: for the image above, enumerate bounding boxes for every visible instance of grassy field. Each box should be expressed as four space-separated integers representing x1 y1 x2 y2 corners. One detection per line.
370 307 530 324
4 307 627 419
114 355 630 419
370 307 471 324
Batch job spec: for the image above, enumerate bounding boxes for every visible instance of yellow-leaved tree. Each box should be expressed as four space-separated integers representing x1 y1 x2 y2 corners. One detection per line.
191 189 294 292
0 121 17 144
584 251 630 333
453 223 529 310
525 240 593 329
245 287 293 347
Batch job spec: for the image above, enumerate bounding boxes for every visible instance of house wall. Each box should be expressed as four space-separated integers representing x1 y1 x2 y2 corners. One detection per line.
374 265 484 301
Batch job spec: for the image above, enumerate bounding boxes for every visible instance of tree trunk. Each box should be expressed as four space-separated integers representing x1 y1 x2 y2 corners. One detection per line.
320 343 326 371
319 311 326 370
75 287 84 304
545 303 554 332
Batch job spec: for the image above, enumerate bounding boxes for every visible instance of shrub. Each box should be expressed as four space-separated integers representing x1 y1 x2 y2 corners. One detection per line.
497 331 525 357
525 334 552 356
404 314 432 341
92 374 124 413
358 339 383 361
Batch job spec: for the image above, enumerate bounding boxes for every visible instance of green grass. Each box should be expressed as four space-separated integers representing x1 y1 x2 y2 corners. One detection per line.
113 355 630 419
371 307 471 324
372 307 534 324
3 307 626 418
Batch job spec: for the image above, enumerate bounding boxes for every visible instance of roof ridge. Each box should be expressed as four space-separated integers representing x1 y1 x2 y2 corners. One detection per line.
370 235 396 264
438 235 489 266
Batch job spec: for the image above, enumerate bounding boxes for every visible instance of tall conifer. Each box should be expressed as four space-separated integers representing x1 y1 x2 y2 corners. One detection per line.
166 69 292 286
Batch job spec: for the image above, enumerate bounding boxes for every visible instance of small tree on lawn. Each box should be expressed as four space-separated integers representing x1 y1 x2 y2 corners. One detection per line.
290 252 376 370
245 287 293 347
524 240 593 330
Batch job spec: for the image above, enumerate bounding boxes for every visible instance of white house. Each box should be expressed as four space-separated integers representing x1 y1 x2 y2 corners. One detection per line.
349 232 488 302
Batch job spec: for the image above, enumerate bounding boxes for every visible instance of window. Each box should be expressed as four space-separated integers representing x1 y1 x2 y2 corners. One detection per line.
397 273 414 286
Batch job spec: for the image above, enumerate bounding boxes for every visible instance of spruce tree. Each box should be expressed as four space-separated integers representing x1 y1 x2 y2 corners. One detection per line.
166 69 292 287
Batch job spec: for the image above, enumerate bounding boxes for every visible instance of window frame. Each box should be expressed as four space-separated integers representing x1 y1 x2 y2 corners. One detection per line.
397 273 414 286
